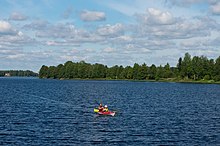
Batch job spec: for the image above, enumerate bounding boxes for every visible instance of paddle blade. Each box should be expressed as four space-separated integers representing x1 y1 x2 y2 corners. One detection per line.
94 108 99 113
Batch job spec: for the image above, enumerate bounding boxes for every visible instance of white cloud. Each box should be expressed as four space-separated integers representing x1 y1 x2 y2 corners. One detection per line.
148 8 174 25
35 23 78 38
35 23 105 45
136 8 175 25
0 21 18 35
0 49 64 72
0 49 14 54
35 23 126 46
117 35 132 42
103 47 115 53
0 48 24 60
46 40 59 46
9 12 28 21
0 21 11 32
107 35 133 46
24 20 49 30
45 40 80 47
2 1 220 71
7 54 25 59
80 10 106 22
0 23 37 51
167 0 220 16
134 14 218 40
0 35 36 48
97 23 124 37
208 37 220 46
211 2 220 15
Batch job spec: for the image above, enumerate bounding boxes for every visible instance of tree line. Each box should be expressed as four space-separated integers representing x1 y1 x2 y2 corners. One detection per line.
0 70 38 77
39 53 220 82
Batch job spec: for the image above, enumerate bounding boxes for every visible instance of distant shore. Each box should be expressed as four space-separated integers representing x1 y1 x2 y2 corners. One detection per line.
0 70 38 77
40 77 220 84
39 53 220 84
156 78 220 84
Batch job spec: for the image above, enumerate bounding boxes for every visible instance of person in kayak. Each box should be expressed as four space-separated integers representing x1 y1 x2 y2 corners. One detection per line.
103 105 109 112
98 103 104 112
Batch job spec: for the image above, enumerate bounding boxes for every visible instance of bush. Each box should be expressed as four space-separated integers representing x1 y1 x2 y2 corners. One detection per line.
203 75 210 80
214 75 220 81
155 77 160 81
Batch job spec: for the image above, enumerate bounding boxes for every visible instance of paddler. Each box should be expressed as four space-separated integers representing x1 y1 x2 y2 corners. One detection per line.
98 103 104 112
103 105 108 112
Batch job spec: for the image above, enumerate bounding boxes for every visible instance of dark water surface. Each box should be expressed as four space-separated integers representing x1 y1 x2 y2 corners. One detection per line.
0 77 219 145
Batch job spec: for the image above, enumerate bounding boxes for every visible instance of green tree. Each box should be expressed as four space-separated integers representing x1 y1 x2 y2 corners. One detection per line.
133 63 140 80
164 63 173 78
127 66 133 79
117 65 124 79
77 61 90 78
208 59 215 79
177 57 182 73
107 65 119 79
192 56 201 80
56 64 64 79
214 56 220 81
181 52 192 79
119 66 130 79
38 55 220 82
92 63 107 78
63 61 74 78
39 65 49 78
156 65 164 80
138 63 148 80
148 64 157 79
47 66 56 78
200 56 210 79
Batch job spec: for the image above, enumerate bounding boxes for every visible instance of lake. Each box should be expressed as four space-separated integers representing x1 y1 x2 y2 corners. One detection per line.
0 77 219 145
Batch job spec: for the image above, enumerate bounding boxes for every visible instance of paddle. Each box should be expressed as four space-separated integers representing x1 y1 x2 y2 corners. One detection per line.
94 108 99 113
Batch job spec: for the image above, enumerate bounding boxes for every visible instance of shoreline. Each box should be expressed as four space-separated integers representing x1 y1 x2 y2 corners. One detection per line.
40 77 220 84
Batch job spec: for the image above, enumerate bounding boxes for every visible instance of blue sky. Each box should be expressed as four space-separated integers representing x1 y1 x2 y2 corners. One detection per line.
0 0 220 72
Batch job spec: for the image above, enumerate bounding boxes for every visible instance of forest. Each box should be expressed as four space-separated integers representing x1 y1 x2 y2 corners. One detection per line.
0 70 38 77
39 53 220 82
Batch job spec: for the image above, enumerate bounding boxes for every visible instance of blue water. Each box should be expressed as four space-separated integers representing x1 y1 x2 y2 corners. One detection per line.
0 77 219 145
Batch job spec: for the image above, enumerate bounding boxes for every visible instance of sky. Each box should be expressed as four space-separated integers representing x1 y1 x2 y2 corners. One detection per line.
0 0 220 72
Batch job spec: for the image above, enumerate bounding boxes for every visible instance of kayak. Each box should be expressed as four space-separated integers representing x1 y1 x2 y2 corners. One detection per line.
94 108 116 116
98 111 116 116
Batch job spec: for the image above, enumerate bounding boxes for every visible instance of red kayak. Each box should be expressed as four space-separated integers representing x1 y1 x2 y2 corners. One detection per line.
98 111 115 116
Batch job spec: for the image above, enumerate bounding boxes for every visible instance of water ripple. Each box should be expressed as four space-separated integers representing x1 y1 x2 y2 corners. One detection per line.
0 78 220 145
